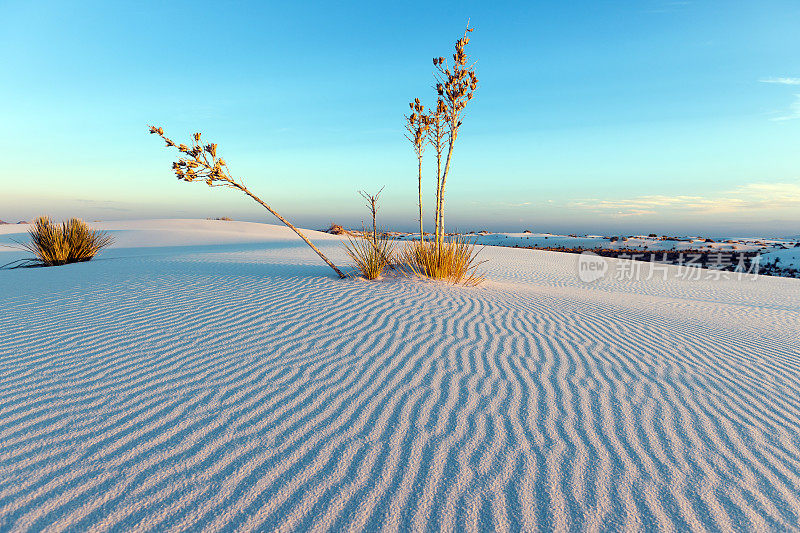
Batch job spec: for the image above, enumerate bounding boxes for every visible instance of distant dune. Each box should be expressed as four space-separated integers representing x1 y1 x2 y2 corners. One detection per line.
1 219 799 530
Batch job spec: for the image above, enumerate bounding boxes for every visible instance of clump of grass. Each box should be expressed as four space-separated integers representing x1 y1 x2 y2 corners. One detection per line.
17 216 113 267
344 188 394 279
398 236 485 285
344 231 395 280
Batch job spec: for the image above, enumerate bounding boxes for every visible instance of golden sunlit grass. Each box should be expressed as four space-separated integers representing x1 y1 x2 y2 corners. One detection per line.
398 236 484 285
344 188 395 279
18 216 113 267
344 232 395 280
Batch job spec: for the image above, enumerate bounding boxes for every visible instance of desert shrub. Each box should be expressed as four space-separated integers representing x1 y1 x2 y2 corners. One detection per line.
24 217 69 265
15 217 113 266
344 188 394 279
398 236 484 285
64 218 113 263
326 223 347 235
19 216 113 267
344 232 395 280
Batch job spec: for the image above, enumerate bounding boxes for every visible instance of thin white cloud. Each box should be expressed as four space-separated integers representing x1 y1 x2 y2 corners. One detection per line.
571 182 800 217
609 209 657 218
732 182 800 205
771 94 800 121
759 77 800 85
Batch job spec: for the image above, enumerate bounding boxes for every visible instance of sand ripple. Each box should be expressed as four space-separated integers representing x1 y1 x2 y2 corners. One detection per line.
1 230 799 531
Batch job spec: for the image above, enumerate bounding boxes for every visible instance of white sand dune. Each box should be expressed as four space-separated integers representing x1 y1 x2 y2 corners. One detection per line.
1 219 799 531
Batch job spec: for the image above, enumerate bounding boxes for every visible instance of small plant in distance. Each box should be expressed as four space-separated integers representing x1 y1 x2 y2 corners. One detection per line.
344 188 394 280
148 126 346 279
8 216 113 267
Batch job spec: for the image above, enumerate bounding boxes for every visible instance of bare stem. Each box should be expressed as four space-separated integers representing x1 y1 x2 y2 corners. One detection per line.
418 157 424 242
359 187 384 246
239 185 346 278
148 126 346 279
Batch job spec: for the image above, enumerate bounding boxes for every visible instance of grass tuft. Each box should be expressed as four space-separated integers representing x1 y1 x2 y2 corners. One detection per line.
344 232 395 280
18 216 113 267
398 236 485 285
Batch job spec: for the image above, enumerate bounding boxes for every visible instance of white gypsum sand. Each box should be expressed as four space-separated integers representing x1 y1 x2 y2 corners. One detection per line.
1 219 799 531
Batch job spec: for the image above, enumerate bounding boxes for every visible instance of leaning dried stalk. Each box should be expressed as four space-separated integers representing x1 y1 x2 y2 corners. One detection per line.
148 126 345 279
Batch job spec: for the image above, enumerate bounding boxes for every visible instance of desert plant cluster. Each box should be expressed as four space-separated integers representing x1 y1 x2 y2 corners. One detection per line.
143 26 484 284
344 188 395 280
342 25 483 284
6 216 113 268
398 24 483 283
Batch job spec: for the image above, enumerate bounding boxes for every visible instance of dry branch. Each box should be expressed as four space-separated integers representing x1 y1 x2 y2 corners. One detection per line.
147 126 346 279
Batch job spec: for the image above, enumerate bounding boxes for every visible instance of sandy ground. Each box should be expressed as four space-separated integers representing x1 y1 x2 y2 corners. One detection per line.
1 219 799 531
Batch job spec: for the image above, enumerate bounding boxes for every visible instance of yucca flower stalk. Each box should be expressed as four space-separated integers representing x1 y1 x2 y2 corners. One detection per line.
148 126 345 279
359 187 385 246
427 98 448 249
405 100 430 242
432 25 478 248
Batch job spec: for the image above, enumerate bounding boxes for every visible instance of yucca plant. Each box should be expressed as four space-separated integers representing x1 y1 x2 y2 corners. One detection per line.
397 25 482 284
64 218 114 263
344 188 394 279
148 126 346 278
11 216 113 267
344 231 395 280
431 25 478 249
398 235 484 285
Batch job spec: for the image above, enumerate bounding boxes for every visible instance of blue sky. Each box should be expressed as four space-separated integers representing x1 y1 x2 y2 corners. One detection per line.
1 0 799 236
